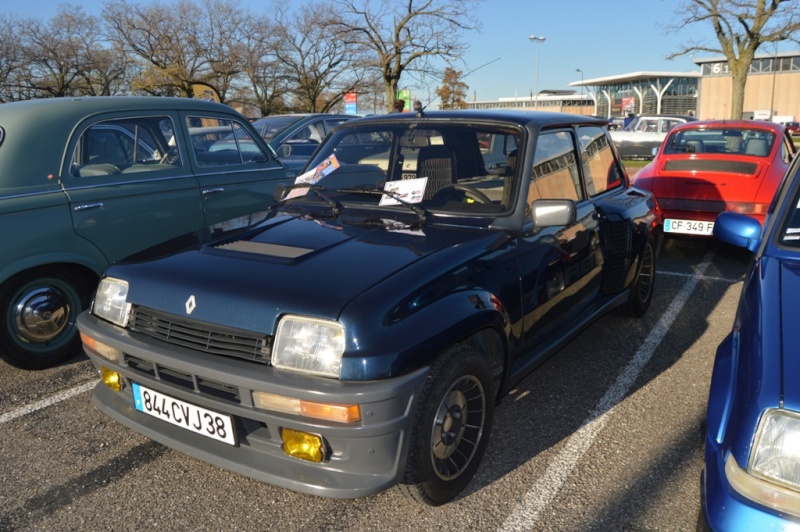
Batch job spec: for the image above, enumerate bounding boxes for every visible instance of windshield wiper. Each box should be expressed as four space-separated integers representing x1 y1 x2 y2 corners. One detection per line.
277 183 342 216
337 185 428 223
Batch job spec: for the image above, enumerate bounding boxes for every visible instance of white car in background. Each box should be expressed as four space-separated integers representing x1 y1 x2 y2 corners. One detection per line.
610 114 697 159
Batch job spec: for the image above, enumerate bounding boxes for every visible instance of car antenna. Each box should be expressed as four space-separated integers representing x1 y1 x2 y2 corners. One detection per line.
417 57 502 114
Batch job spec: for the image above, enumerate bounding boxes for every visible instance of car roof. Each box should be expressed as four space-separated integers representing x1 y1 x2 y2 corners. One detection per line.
0 97 245 190
341 109 608 130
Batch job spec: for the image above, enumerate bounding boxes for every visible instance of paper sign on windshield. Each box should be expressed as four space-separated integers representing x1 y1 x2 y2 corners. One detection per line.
380 177 428 206
285 154 341 199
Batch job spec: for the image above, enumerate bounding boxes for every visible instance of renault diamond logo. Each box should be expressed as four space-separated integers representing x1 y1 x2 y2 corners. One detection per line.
185 295 197 315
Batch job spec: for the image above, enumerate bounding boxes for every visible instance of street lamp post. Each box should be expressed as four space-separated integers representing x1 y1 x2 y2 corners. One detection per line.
576 68 584 114
529 35 545 110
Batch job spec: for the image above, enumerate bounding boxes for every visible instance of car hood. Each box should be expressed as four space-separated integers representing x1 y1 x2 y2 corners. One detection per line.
111 213 493 335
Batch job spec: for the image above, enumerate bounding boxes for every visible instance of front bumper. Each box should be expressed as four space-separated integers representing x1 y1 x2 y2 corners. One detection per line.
702 435 800 530
79 312 430 499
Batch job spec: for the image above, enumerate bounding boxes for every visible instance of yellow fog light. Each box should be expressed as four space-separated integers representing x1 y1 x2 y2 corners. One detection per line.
281 428 324 462
81 332 122 363
100 366 122 392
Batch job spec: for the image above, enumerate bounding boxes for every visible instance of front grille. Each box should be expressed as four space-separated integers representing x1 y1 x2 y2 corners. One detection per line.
129 306 272 364
125 354 241 403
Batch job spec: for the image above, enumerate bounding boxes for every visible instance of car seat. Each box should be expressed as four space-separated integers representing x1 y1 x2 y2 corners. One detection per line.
685 140 704 153
743 138 770 157
417 145 457 199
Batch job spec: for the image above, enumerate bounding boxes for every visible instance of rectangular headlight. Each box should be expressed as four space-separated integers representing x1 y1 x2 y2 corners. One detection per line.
750 408 800 490
93 277 131 327
272 315 345 378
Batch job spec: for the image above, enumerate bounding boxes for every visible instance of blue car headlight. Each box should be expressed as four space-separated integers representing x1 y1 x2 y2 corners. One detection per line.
93 277 131 327
750 409 800 490
272 315 345 378
724 408 800 518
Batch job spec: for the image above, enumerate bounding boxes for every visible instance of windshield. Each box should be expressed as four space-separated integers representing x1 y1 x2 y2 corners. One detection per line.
662 127 776 156
281 121 522 218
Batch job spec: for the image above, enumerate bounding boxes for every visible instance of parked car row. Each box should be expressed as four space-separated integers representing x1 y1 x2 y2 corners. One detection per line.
7 96 800 525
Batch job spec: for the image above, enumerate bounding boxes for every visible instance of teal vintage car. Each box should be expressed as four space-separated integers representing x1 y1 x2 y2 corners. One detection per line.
0 96 293 369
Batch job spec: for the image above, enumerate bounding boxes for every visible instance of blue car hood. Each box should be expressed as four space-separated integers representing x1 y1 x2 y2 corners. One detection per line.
112 214 491 334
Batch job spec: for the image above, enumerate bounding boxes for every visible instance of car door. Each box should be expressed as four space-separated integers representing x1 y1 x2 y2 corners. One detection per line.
513 128 604 369
180 113 290 228
63 112 206 264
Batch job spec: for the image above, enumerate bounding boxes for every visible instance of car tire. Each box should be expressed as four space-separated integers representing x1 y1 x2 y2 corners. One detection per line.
0 268 94 370
397 344 495 506
615 236 656 318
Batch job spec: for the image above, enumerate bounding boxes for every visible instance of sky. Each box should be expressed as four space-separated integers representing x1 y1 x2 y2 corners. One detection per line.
8 0 786 104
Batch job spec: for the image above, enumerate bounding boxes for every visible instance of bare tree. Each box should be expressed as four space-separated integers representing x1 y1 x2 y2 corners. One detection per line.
668 0 800 119
334 0 480 112
104 0 212 97
235 14 289 117
15 5 106 98
272 1 369 113
0 15 28 102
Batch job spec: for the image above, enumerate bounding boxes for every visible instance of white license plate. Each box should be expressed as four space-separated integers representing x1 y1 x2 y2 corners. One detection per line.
664 218 714 235
132 383 236 445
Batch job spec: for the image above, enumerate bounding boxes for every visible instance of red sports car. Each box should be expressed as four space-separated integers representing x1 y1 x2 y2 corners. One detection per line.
632 120 796 236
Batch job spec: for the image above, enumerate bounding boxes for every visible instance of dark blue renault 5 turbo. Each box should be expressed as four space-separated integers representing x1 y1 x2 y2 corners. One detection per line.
78 109 660 505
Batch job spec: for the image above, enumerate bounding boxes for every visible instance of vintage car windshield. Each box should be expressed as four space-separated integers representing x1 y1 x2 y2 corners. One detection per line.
662 127 776 156
284 122 522 218
778 177 800 247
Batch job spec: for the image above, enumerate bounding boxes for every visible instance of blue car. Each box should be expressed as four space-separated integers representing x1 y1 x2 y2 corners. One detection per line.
78 110 660 505
704 155 800 527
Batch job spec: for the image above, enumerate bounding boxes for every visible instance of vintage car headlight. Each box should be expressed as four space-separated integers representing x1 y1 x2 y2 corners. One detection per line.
93 277 131 328
272 315 345 378
749 409 800 490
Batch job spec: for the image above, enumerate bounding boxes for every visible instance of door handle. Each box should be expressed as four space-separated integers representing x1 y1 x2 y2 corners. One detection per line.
202 187 225 195
73 202 104 211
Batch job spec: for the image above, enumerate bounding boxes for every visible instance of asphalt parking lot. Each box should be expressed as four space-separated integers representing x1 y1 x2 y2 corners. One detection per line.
0 236 749 531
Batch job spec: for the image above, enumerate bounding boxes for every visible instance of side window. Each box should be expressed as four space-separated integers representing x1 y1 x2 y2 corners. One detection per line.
324 118 349 134
579 126 623 196
579 126 623 197
71 116 178 177
782 134 795 164
528 131 583 203
187 116 268 167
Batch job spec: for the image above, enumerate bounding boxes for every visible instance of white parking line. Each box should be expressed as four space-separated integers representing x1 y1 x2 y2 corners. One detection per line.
659 269 741 284
501 253 714 531
0 379 96 426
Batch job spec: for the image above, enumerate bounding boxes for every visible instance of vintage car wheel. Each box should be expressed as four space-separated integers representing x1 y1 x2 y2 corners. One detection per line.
0 269 93 369
616 236 656 318
398 344 495 505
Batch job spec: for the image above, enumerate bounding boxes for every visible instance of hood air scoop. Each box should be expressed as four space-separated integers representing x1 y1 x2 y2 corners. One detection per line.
215 240 313 259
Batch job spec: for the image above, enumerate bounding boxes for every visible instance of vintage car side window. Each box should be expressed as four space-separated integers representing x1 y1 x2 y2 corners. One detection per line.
71 116 179 177
528 131 583 203
187 116 268 167
579 126 623 197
